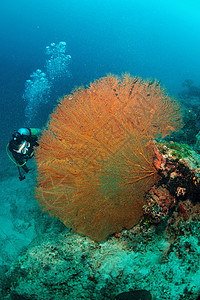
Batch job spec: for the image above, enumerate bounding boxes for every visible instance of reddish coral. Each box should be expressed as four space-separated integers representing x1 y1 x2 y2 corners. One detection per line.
178 203 189 220
35 74 182 242
153 143 166 171
143 186 176 223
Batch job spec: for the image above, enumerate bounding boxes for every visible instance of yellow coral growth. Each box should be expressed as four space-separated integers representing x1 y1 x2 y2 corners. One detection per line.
35 74 182 242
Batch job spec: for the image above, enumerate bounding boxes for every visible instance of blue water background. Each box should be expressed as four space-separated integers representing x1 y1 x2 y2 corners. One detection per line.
0 0 200 147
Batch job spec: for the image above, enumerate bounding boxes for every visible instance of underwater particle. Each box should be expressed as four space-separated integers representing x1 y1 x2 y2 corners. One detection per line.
35 74 182 242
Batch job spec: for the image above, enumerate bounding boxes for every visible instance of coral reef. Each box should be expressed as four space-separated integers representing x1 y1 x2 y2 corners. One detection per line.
1 140 200 299
140 141 200 225
155 141 200 198
173 79 200 145
143 185 176 223
179 79 200 103
2 212 200 300
35 74 182 242
195 131 200 153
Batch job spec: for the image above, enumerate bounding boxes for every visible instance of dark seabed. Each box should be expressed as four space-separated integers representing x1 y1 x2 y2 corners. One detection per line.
0 0 200 299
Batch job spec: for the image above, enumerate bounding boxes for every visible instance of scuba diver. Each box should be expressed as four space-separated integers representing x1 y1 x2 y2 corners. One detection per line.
7 128 42 181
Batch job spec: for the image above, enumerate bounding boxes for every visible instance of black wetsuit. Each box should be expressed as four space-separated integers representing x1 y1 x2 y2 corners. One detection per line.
8 134 39 181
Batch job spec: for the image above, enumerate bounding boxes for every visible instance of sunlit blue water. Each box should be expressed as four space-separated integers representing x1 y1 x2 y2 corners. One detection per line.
0 0 200 146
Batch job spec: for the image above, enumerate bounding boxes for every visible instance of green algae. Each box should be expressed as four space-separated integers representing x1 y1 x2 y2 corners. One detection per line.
156 140 195 160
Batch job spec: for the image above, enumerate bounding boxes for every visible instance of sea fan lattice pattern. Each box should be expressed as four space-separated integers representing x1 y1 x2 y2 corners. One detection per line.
35 74 182 242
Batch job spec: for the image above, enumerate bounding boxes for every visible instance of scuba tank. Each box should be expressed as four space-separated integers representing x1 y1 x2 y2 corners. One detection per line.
17 128 42 137
30 128 42 136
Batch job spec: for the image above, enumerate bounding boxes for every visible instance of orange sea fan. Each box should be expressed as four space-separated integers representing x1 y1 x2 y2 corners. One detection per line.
35 74 182 242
